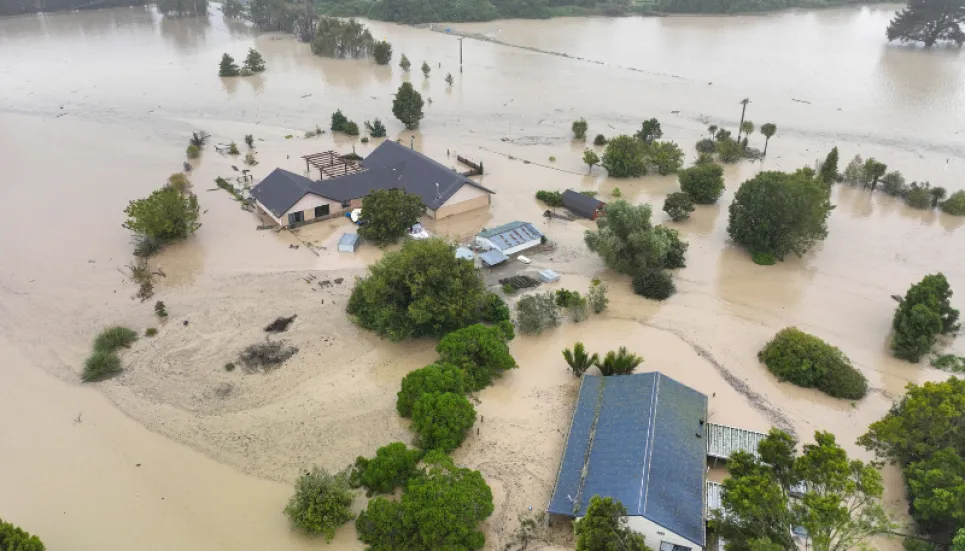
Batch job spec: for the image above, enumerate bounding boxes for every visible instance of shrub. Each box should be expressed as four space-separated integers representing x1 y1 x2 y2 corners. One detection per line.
0 519 45 551
224 362 236 372
758 327 868 399
942 191 965 216
717 137 742 163
515 292 561 335
347 239 487 340
219 52 239 76
244 134 254 148
341 121 360 136
554 289 582 307
645 140 684 175
373 40 392 64
569 296 589 322
679 163 725 204
228 141 240 155
94 326 138 353
695 138 717 154
572 118 588 140
186 144 200 159
82 350 122 382
663 192 695 221
350 442 422 496
479 292 510 323
411 392 476 452
123 186 201 242
588 281 609 313
632 270 675 300
145 327 158 337
694 152 715 165
880 171 907 197
593 134 607 146
584 200 689 275
612 186 622 197
563 342 599 377
365 118 387 138
397 363 466 417
535 190 563 207
549 156 556 162
601 135 646 178
437 324 516 390
284 467 355 541
502 283 515 294
244 152 258 166
905 183 933 209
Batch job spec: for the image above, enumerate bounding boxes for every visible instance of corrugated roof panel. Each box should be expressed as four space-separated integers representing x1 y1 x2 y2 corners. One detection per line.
706 423 767 459
480 250 508 266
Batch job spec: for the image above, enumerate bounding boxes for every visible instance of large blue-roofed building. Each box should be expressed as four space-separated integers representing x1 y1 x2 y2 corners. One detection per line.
548 373 709 551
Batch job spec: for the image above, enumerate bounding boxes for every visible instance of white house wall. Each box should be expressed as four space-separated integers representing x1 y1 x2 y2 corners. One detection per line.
433 184 492 219
625 516 702 551
255 199 284 226
284 194 342 222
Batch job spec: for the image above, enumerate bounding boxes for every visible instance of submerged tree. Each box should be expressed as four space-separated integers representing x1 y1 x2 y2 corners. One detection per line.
421 60 431 77
123 186 201 242
736 97 751 142
635 118 663 144
156 0 208 16
886 0 965 47
584 200 688 275
601 135 645 177
284 467 355 541
572 118 588 140
445 72 454 86
311 17 374 58
818 147 840 184
243 48 266 72
583 149 600 173
365 118 387 137
595 347 643 376
760 123 777 155
358 189 426 245
373 40 392 64
0 519 45 551
392 82 424 130
891 273 959 362
218 53 240 76
563 342 599 377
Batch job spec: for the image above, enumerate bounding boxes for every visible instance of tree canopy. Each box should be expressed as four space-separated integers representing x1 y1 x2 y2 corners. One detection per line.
635 118 663 144
887 0 965 47
891 273 959 362
727 169 832 260
358 189 426 245
284 467 355 541
679 162 725 204
346 239 487 341
311 17 374 58
397 362 467 417
716 429 891 551
123 185 201 242
758 327 867 399
392 82 424 130
373 40 393 64
355 451 493 551
575 496 650 551
436 323 516 390
584 200 689 275
0 519 45 551
663 191 695 221
350 442 423 496
601 135 646 178
411 391 477 452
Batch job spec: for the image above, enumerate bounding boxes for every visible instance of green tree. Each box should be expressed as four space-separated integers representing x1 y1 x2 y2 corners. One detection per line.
758 327 868 399
365 118 387 137
243 48 266 72
411 392 476 452
708 124 718 138
572 118 588 140
284 467 355 541
421 60 430 77
760 123 776 155
585 200 689 275
727 169 832 260
587 281 609 313
479 292 510 323
842 154 866 185
515 291 561 335
436 323 516 390
696 138 717 154
218 52 239 76
357 188 426 245
645 140 684 175
942 190 965 215
819 147 840 184
563 342 598 377
221 0 244 18
601 135 646 178
880 171 907 196
0 519 45 551
906 182 933 209
583 149 600 173
862 158 887 190
373 40 392 64
904 448 965 537
955 528 965 551
891 273 959 362
397 362 467 417
931 186 948 207
887 0 965 46
741 120 755 145
679 162 725 204
631 269 675 300
311 17 373 58
123 186 201 242
575 496 650 551
399 53 411 71
392 82 424 130
717 137 742 163
594 346 643 376
635 118 663 144
347 239 487 340
350 442 422 496
331 109 348 131
663 191 695 221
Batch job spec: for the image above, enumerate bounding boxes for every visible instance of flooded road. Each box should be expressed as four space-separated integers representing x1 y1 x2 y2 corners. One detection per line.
1 5 963 550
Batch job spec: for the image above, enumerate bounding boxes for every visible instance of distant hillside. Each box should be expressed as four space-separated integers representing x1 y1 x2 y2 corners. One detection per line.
0 0 148 16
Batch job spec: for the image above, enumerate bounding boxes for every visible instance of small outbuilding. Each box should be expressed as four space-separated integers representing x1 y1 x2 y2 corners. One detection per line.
562 189 606 220
538 269 559 283
474 221 543 256
479 249 509 267
338 233 360 253
455 247 475 261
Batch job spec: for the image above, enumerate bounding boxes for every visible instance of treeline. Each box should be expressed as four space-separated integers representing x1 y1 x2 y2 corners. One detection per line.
0 0 145 15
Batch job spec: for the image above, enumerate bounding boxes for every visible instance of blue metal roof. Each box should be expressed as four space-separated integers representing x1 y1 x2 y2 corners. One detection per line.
479 249 508 266
548 373 708 546
476 221 542 252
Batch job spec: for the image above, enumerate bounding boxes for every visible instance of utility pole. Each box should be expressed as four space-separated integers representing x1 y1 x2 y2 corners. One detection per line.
458 37 463 72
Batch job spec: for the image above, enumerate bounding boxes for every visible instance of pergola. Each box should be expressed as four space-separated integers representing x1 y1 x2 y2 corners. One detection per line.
302 151 364 180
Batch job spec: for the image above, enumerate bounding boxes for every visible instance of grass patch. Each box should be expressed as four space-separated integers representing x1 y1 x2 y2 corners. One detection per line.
94 326 138 353
82 350 122 382
145 327 158 337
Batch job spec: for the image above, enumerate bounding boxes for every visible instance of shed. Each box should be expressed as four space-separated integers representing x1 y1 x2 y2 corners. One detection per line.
538 269 559 283
338 233 360 253
480 249 509 267
562 190 606 220
455 247 475 261
548 373 708 551
474 221 543 256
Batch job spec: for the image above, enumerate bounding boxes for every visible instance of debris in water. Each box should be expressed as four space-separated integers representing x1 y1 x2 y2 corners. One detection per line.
264 314 297 333
239 339 299 371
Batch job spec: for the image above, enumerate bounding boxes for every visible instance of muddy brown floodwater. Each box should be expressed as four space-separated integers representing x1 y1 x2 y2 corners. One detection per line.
1 4 964 551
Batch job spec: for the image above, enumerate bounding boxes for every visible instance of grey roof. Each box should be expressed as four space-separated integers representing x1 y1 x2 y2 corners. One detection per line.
313 140 493 210
562 189 605 219
455 247 475 260
479 249 508 266
548 373 708 546
250 169 316 217
476 221 542 251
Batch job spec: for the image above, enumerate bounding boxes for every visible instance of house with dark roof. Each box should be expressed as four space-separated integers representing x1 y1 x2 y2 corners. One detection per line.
548 373 708 551
250 140 494 227
562 189 606 220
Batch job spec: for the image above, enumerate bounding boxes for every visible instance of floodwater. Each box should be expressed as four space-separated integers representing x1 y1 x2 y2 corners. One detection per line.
1 4 964 551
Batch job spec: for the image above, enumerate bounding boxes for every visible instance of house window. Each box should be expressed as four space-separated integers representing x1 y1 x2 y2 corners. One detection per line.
659 543 691 551
315 205 330 218
288 211 304 226
341 200 352 208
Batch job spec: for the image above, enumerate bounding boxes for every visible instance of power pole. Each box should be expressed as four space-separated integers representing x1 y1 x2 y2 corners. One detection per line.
458 37 463 72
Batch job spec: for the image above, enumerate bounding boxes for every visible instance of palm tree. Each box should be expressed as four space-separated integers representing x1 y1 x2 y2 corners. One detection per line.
594 347 643 376
929 186 947 208
563 342 598 377
740 121 754 145
708 124 718 139
736 98 750 143
759 123 777 156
